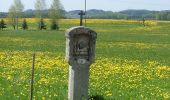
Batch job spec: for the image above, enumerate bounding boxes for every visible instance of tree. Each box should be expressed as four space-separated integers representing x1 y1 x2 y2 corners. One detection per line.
50 19 59 30
156 12 168 20
35 0 46 18
35 0 46 29
142 18 145 26
39 18 46 30
48 0 64 30
8 5 17 29
0 19 7 30
14 0 24 16
143 13 156 20
8 0 24 30
167 14 170 20
22 19 28 30
14 0 24 29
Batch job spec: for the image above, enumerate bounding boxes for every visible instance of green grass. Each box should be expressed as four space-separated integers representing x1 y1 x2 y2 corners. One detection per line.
0 19 170 99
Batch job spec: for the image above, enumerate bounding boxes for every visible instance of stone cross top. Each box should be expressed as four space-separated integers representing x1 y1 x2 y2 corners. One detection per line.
78 10 85 26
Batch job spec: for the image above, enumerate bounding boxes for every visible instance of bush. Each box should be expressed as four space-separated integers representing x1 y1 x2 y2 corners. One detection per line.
38 18 46 30
22 19 28 30
50 19 59 30
0 19 7 30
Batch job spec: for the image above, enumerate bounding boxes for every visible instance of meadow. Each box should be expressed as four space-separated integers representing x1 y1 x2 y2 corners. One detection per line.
0 19 170 100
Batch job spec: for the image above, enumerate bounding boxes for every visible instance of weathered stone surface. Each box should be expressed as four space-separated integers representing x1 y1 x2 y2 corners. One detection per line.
65 26 97 100
65 26 97 66
68 65 90 100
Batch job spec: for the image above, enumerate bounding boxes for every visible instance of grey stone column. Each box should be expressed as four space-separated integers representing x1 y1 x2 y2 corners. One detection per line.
68 65 90 100
65 26 97 100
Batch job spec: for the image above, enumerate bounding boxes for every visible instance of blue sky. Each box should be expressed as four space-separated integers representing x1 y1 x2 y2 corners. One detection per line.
0 0 170 12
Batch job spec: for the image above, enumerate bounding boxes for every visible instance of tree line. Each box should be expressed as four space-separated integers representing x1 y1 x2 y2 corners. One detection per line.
65 9 170 20
0 0 64 30
2 8 170 20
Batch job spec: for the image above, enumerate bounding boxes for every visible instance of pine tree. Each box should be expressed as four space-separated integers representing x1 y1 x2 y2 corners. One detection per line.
22 19 28 30
50 19 59 30
0 19 7 30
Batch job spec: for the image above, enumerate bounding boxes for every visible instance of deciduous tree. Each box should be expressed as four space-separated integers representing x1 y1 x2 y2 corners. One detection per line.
8 0 24 30
48 0 64 30
35 0 46 29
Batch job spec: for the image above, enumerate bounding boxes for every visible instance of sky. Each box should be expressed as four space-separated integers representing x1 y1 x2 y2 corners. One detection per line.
0 0 170 12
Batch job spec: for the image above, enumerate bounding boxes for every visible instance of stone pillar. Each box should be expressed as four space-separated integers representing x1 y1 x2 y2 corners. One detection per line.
68 65 90 100
65 26 97 100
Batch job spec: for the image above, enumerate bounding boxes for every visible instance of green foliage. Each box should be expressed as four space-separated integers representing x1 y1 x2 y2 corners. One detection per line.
48 0 64 19
14 0 24 17
8 5 17 30
156 11 170 20
142 18 145 26
34 0 46 18
167 14 170 20
48 0 64 30
142 13 156 20
22 19 28 30
85 11 127 19
8 0 24 30
50 19 59 30
38 18 46 30
0 19 7 30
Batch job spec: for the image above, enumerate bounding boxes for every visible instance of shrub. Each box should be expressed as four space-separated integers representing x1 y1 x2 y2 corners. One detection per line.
22 19 28 30
0 19 7 30
38 18 46 30
50 19 59 30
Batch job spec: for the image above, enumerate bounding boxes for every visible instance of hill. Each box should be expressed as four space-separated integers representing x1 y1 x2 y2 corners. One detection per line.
1 9 170 20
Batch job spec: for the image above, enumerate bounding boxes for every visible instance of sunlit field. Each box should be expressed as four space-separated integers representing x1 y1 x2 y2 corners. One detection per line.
0 19 170 99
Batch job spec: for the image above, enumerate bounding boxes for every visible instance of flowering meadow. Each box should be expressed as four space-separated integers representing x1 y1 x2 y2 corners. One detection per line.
0 19 170 99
